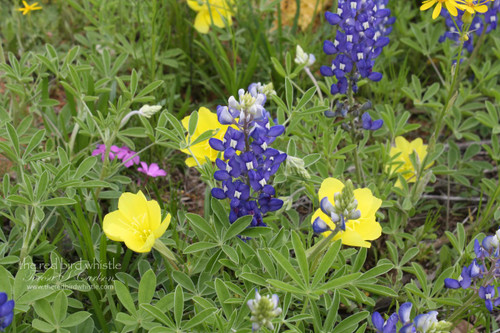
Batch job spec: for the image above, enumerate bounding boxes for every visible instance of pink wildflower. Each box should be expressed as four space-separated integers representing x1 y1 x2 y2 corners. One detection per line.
138 162 167 177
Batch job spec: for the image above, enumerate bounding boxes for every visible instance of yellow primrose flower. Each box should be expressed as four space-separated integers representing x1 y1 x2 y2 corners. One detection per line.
103 191 171 253
18 1 42 15
311 178 382 248
388 136 434 188
420 0 463 19
187 0 234 34
456 0 491 14
181 107 233 167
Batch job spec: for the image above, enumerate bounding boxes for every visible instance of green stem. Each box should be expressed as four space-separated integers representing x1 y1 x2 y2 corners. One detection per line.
430 39 465 150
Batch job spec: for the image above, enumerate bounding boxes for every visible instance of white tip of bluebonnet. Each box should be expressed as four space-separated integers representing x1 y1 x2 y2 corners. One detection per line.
330 212 340 223
308 54 316 66
228 96 239 110
271 294 279 308
399 302 412 324
218 106 235 124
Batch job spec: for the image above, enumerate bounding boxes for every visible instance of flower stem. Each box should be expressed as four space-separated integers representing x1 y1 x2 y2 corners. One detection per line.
304 67 323 102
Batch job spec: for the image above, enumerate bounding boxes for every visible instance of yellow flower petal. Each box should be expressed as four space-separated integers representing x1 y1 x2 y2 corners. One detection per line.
123 232 156 253
118 191 149 226
146 199 162 230
187 0 204 12
432 2 442 19
103 211 133 242
354 188 382 218
337 229 372 247
475 4 489 13
445 1 459 16
352 218 382 242
194 11 211 34
154 214 171 238
318 178 344 203
420 0 437 11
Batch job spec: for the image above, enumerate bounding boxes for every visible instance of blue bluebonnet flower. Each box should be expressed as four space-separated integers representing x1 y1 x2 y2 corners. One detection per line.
362 112 384 130
321 0 394 95
478 285 499 312
372 303 451 333
440 1 500 54
210 85 286 227
371 311 398 333
445 227 500 313
0 292 14 331
247 289 282 332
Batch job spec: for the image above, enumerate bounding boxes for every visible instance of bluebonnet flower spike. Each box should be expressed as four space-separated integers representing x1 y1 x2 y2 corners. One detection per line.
0 292 14 331
321 0 394 96
210 84 286 230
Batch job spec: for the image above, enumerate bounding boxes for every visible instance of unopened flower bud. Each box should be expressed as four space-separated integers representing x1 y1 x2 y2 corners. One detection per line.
247 290 282 331
295 45 316 67
139 105 162 118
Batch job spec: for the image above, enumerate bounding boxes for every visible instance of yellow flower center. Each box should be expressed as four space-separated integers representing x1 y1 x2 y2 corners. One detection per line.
131 214 152 241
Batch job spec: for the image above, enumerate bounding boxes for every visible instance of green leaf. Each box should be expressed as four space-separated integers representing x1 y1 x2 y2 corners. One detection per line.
35 171 49 201
172 271 196 293
271 57 286 77
400 247 419 266
188 110 198 137
138 270 157 305
356 283 398 297
114 280 137 315
7 195 31 205
61 311 91 328
224 215 252 241
411 263 429 294
270 248 305 288
360 262 393 280
5 122 20 158
34 299 56 325
137 81 164 98
32 319 55 332
183 242 218 254
295 86 316 111
39 197 77 206
292 231 309 284
332 311 369 333
184 308 216 330
53 291 68 324
74 156 97 179
317 273 362 292
174 285 184 326
214 279 232 318
185 213 217 241
23 129 45 159
140 304 175 327
268 279 306 294
312 240 341 287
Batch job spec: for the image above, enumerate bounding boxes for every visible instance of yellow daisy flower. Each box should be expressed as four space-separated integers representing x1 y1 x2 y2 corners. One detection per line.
187 0 234 34
18 1 42 15
312 178 382 248
420 0 463 19
103 191 171 253
456 0 491 14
